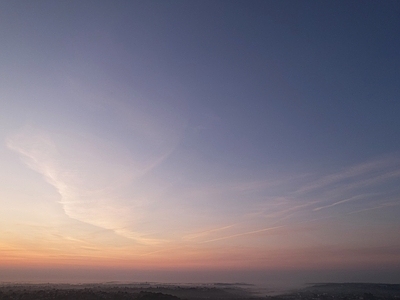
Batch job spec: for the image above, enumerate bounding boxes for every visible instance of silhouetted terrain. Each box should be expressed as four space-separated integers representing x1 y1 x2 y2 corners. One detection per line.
0 283 255 300
266 283 400 300
0 283 399 300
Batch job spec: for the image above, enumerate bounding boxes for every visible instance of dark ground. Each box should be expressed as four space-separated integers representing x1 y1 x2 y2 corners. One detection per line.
0 283 399 300
266 283 400 300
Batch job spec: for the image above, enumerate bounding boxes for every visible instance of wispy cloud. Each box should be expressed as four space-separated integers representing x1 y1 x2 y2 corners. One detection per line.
6 125 400 251
182 155 400 245
6 127 163 244
294 155 400 196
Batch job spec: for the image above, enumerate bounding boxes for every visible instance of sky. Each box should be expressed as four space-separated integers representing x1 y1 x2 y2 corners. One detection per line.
1 1 400 285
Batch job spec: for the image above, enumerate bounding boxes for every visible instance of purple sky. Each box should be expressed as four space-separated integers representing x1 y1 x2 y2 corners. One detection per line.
1 1 400 285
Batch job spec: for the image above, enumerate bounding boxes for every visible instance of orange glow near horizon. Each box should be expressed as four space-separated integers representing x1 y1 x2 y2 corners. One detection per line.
2 238 400 272
1 0 400 285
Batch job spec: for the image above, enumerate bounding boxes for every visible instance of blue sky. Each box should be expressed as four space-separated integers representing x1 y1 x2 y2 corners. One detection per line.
1 1 400 284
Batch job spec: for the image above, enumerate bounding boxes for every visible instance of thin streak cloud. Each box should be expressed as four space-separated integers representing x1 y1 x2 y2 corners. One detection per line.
200 226 285 244
313 194 371 211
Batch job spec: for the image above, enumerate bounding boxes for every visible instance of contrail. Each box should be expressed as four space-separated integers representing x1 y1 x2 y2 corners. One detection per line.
347 201 400 215
313 194 366 211
183 225 234 240
200 225 284 243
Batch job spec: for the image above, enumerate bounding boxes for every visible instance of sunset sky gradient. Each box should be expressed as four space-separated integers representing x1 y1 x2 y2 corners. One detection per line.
1 1 400 285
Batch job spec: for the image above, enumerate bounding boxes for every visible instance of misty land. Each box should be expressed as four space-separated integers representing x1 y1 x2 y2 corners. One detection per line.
0 282 399 300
